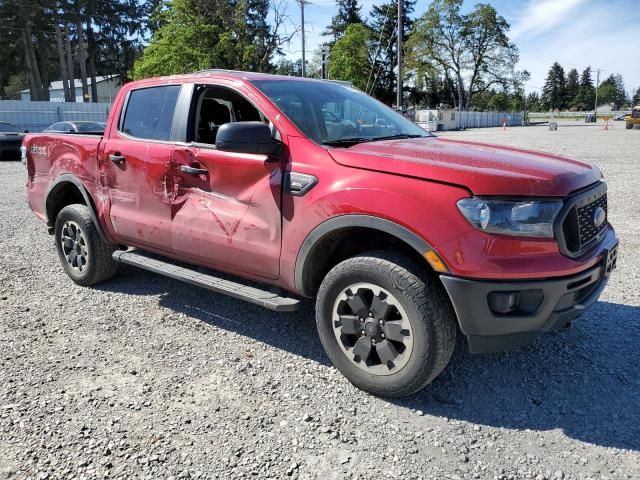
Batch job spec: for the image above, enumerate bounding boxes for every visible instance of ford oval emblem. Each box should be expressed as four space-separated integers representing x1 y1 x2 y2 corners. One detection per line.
593 207 606 228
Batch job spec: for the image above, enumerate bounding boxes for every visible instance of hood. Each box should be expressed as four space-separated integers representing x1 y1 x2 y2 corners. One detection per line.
327 136 600 197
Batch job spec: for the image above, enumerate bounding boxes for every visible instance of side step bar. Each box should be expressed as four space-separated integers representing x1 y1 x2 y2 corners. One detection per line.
112 250 300 312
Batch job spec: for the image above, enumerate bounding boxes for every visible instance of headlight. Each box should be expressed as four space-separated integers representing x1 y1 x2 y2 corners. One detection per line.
20 146 27 165
456 198 563 238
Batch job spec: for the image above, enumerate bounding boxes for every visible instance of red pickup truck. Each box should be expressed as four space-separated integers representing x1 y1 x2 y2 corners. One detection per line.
22 71 618 397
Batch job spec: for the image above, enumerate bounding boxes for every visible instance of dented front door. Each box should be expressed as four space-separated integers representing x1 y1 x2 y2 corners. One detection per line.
170 146 283 279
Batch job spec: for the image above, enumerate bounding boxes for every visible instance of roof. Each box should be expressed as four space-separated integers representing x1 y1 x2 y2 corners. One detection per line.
193 70 328 83
143 70 353 87
21 75 119 93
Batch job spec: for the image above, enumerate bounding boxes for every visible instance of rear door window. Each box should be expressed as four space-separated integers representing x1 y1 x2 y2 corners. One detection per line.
121 85 180 141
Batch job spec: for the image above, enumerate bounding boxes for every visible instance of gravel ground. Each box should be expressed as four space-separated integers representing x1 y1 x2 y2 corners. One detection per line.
1 124 639 480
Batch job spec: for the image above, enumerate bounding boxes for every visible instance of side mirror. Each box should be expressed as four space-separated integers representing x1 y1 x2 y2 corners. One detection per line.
23 130 29 134
215 121 281 156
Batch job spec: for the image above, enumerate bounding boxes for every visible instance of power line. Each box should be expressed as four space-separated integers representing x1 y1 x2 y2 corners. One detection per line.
367 18 398 96
365 3 393 94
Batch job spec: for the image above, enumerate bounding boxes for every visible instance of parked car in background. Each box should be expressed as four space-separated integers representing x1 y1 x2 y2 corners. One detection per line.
0 121 26 160
43 121 106 134
613 113 628 121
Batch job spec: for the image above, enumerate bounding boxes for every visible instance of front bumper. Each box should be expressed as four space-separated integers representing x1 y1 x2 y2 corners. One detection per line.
440 234 618 353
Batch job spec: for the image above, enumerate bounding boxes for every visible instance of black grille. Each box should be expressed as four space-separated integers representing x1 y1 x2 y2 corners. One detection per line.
561 189 607 256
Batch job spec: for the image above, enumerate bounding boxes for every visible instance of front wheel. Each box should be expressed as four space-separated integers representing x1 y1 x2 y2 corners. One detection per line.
315 251 457 397
627 122 633 129
54 204 118 286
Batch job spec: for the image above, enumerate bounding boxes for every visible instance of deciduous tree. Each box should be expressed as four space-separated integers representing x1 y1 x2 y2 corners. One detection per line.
407 0 520 110
328 23 372 91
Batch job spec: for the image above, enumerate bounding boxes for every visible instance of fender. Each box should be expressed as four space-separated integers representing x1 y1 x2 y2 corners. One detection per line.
294 214 435 296
44 174 108 242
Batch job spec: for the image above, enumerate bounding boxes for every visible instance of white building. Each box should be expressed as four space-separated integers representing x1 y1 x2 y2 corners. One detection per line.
21 75 122 103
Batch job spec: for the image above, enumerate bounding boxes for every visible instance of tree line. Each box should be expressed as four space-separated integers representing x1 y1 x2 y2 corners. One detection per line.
275 0 529 111
0 0 152 101
3 0 636 111
531 62 635 112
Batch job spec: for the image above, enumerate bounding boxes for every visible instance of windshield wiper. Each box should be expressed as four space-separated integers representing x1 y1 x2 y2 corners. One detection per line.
366 134 426 142
322 134 425 147
322 137 371 147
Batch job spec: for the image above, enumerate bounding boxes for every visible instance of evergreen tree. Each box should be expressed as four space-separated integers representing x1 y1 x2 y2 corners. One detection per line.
541 62 566 110
613 74 627 108
565 68 579 107
573 66 594 110
367 0 415 105
596 74 628 109
323 0 363 43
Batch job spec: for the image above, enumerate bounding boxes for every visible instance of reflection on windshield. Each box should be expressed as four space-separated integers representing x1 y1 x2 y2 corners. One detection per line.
251 80 430 146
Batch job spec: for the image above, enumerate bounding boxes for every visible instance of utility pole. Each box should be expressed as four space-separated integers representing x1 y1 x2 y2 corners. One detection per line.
321 46 329 79
594 68 601 121
396 0 403 111
299 0 306 78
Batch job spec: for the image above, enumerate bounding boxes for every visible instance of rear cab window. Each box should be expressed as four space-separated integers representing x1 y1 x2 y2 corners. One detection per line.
120 85 180 141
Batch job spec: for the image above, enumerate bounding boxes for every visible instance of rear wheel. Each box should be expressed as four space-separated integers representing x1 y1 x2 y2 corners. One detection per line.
54 204 118 286
316 251 456 397
627 122 634 129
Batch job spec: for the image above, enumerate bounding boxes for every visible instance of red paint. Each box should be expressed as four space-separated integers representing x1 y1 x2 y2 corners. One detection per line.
23 72 615 295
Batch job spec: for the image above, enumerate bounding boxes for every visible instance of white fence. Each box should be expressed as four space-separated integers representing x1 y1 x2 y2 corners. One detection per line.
0 100 111 132
528 111 628 120
415 109 524 131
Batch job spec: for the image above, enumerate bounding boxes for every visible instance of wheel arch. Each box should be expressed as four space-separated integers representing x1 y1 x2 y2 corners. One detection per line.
295 215 437 298
44 174 108 241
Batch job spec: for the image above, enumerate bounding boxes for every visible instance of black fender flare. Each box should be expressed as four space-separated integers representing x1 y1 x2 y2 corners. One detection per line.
294 214 434 296
44 174 108 241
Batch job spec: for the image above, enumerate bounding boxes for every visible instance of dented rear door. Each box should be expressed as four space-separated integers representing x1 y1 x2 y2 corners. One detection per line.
170 145 283 279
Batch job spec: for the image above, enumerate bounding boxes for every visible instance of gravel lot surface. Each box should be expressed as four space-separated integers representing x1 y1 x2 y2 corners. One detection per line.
1 124 639 479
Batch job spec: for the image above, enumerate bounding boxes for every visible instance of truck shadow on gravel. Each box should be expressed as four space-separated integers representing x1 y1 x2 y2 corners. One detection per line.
99 268 640 452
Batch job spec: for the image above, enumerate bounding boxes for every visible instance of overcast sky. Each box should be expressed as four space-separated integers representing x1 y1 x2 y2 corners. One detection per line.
282 0 640 95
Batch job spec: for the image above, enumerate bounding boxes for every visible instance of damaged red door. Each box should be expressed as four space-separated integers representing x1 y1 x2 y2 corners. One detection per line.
170 146 283 279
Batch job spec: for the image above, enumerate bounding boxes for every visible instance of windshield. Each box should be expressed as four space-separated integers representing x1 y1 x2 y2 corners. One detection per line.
251 79 430 146
0 123 19 133
76 122 106 132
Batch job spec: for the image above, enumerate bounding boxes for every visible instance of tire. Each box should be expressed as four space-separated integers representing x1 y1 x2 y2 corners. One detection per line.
626 122 633 129
315 251 457 397
54 204 118 286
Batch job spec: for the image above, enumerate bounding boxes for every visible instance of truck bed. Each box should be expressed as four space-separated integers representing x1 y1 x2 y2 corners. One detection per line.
23 133 103 224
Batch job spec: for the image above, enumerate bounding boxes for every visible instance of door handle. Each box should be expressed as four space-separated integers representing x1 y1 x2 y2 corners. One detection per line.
109 154 125 164
180 165 208 175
